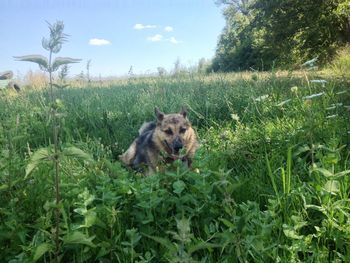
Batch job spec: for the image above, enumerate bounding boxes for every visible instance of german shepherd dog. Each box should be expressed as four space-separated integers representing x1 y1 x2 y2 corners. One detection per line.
119 107 199 174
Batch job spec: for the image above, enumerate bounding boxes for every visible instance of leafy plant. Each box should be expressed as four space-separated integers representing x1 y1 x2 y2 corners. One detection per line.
14 21 83 262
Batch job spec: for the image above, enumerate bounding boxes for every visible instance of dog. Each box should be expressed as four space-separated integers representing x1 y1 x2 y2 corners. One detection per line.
119 107 199 174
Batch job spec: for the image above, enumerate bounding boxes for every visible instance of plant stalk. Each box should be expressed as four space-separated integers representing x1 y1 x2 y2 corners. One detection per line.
49 49 61 263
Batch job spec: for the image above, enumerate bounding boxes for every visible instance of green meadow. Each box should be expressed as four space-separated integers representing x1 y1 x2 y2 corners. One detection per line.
1 71 349 262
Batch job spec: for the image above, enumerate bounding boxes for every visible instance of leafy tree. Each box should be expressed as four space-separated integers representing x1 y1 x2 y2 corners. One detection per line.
254 0 350 65
157 66 167 76
212 0 350 71
212 0 267 71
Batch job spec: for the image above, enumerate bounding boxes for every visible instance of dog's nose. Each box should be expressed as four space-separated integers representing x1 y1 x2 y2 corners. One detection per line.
173 139 183 153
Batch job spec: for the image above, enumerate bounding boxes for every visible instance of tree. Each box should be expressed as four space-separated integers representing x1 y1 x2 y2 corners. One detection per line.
211 0 350 71
157 67 167 76
211 0 268 71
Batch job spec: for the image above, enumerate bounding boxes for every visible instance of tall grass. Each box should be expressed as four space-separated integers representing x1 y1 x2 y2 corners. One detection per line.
0 71 349 262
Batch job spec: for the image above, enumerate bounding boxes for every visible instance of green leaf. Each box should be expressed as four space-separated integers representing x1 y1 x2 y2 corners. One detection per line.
293 144 310 158
312 167 334 177
52 57 81 71
126 228 142 246
306 204 327 214
219 218 235 229
282 224 303 240
62 146 94 163
63 231 96 247
25 147 52 178
32 243 52 262
0 184 9 191
188 241 221 254
84 211 97 228
334 170 350 178
14 55 49 71
53 83 70 89
323 180 340 194
73 207 88 215
142 234 175 251
173 180 186 195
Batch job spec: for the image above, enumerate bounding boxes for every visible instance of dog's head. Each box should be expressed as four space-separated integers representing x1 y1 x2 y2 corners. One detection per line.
154 107 191 156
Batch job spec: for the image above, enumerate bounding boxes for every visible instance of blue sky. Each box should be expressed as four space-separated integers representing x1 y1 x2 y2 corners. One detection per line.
0 0 225 77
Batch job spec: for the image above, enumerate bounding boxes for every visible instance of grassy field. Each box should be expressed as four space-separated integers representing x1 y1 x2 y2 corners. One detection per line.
0 71 349 262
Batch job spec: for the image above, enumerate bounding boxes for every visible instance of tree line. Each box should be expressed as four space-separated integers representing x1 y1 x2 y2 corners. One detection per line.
211 0 350 71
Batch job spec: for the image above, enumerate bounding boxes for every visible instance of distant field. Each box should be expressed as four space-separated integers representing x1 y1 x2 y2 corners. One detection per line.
0 72 349 262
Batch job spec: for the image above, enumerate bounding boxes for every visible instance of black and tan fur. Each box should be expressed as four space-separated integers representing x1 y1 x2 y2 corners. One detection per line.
119 107 199 174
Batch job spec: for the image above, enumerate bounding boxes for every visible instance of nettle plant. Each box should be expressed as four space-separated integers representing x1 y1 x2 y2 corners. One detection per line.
14 21 93 262
15 21 81 96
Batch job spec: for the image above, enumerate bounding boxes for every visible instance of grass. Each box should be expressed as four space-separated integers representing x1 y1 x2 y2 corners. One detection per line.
0 71 349 262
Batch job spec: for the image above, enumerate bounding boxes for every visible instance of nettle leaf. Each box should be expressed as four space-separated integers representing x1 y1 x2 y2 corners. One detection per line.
62 146 94 163
323 180 340 194
126 228 142 246
312 167 334 177
74 207 88 215
334 170 350 178
53 83 70 89
293 144 310 158
83 211 97 228
63 231 96 247
219 218 235 229
32 243 52 262
173 180 186 195
142 234 175 251
188 241 221 254
282 224 303 240
26 147 53 178
52 57 81 71
14 55 49 71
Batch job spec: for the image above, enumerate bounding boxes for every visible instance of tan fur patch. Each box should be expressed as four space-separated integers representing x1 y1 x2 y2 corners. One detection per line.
119 140 137 165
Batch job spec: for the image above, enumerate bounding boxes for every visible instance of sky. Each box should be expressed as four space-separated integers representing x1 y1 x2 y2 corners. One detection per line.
0 0 225 78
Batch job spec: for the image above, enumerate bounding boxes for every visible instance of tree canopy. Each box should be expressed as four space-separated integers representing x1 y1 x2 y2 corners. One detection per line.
211 0 350 71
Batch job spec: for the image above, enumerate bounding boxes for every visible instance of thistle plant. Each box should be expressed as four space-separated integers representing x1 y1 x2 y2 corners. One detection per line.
14 21 81 262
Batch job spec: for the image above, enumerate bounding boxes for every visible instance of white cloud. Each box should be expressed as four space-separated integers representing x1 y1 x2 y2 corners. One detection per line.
164 26 173 32
167 37 182 44
134 23 157 30
89 38 111 46
147 34 163 42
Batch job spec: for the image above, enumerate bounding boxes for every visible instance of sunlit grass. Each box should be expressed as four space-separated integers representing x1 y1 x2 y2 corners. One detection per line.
0 70 349 262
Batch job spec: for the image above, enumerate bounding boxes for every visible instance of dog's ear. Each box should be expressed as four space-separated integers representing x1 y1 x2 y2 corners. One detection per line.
155 107 164 121
179 106 187 118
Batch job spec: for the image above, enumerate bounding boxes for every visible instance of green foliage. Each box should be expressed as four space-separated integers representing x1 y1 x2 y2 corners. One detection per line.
0 71 350 262
212 0 350 71
329 45 350 77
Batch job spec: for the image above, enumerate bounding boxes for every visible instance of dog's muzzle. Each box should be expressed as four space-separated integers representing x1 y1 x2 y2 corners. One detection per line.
172 137 183 154
163 137 184 159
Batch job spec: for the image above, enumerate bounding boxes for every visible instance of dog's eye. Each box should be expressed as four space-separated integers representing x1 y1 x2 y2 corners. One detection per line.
164 129 173 135
180 127 187 133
